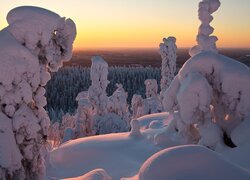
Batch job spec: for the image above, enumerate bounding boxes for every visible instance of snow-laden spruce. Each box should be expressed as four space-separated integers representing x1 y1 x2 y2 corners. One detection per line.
161 52 250 150
144 79 161 114
74 91 95 138
189 0 221 56
159 37 177 98
61 58 130 139
88 56 109 116
157 0 250 150
131 94 147 119
89 64 129 134
0 6 76 179
108 84 131 128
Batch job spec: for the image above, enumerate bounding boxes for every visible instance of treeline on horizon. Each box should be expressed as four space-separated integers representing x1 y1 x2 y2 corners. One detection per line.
66 48 250 67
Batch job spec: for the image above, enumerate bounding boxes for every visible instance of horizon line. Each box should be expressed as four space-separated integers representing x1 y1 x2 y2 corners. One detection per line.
73 47 250 51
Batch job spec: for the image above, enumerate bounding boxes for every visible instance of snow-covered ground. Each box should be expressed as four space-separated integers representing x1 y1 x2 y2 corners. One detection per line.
46 113 167 179
46 112 250 179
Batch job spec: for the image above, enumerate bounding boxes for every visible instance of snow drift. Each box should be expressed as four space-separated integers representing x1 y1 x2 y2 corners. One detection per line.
133 145 250 180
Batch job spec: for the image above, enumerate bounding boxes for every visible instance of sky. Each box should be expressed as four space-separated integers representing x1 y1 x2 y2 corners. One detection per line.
0 0 250 50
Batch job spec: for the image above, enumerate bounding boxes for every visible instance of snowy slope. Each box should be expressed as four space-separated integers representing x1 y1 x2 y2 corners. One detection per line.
46 131 161 179
46 113 169 179
46 112 250 180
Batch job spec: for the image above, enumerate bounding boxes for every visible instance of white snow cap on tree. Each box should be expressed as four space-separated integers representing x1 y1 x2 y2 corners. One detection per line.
189 0 221 57
0 6 76 179
159 37 177 94
88 56 109 116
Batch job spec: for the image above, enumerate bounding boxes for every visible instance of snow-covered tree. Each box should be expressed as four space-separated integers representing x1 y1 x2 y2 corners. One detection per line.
144 79 161 114
162 52 250 150
75 91 95 138
88 56 109 116
0 6 76 179
48 122 60 147
61 113 75 131
158 0 250 151
131 94 147 119
94 113 128 135
62 127 75 144
108 84 131 127
159 37 177 97
45 66 161 118
189 0 221 57
145 79 158 99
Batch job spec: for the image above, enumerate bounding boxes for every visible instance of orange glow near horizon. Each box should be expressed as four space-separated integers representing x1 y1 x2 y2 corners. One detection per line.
0 0 250 50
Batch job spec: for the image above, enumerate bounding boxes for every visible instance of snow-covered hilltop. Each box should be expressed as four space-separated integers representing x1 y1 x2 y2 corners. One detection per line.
1 0 250 180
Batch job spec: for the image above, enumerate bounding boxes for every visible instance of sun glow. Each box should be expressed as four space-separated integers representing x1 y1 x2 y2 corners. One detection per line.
0 0 250 50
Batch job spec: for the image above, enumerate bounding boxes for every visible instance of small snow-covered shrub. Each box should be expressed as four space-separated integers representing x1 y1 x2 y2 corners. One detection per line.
94 113 128 135
131 94 148 119
108 84 131 127
75 91 95 138
144 79 162 114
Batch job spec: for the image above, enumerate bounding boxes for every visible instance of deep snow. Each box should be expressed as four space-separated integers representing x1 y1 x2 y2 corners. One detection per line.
46 112 250 180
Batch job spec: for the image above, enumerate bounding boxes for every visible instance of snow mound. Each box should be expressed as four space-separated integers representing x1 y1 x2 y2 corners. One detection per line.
137 112 170 130
223 141 250 171
134 145 250 180
63 169 111 180
47 132 160 179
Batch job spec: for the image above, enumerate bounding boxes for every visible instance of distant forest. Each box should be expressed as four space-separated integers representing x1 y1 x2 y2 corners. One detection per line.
46 48 250 121
46 66 161 122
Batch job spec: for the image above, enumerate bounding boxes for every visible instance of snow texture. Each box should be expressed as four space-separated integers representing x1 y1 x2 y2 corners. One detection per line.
0 6 76 179
63 169 112 180
47 132 160 179
189 0 221 56
46 112 250 179
133 145 250 180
